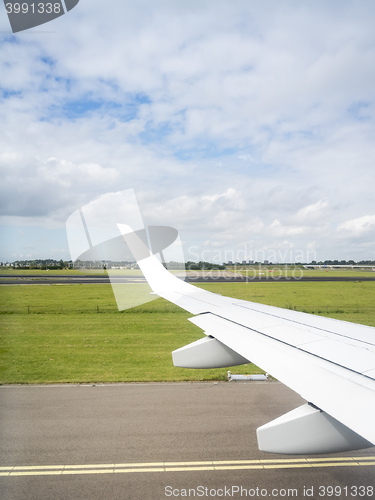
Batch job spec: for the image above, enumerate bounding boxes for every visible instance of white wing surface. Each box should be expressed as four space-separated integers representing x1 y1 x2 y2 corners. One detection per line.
118 224 375 454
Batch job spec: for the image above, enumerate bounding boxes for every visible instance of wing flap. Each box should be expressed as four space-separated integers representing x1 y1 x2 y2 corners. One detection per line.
232 299 375 345
207 304 375 381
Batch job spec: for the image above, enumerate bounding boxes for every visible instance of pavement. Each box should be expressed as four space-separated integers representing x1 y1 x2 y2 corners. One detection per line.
2 273 375 285
1 382 374 499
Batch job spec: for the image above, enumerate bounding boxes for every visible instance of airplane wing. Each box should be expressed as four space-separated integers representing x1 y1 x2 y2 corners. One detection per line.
118 224 375 454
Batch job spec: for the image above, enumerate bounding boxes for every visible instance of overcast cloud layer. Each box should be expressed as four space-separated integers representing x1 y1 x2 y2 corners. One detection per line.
0 0 374 263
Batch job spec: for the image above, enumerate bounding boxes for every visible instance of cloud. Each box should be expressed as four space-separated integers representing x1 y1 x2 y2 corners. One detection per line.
0 0 375 261
294 200 329 223
267 219 308 237
338 215 375 237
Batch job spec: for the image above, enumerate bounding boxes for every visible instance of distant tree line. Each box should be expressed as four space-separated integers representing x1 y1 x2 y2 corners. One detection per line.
5 259 73 270
2 258 227 270
185 261 226 270
310 260 375 265
1 258 374 269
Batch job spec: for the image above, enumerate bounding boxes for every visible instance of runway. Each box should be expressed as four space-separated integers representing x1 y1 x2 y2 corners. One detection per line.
1 274 375 285
1 382 374 499
0 274 145 285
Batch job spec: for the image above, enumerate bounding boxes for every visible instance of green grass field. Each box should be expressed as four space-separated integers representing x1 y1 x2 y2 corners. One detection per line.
1 281 374 384
0 268 100 275
228 267 375 279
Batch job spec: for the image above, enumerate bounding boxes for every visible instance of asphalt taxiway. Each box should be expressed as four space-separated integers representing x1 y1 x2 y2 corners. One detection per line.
1 273 375 285
1 382 374 500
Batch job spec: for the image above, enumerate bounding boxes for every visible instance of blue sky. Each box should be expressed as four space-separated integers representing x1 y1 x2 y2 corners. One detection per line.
1 0 375 263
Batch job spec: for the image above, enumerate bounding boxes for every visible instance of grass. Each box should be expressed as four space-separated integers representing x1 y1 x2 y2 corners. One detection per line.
0 313 209 383
229 267 375 279
0 281 374 384
0 268 103 275
198 281 375 325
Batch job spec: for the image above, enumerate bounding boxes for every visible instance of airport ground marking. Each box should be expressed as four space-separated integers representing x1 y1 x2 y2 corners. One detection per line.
1 457 375 477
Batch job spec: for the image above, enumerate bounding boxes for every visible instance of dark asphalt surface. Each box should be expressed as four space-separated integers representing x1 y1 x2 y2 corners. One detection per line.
0 382 374 500
1 274 375 285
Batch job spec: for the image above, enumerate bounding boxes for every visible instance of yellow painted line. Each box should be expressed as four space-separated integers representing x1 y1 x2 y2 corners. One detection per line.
263 463 312 469
8 471 62 476
8 465 67 471
212 459 260 464
114 467 165 474
64 464 114 469
165 461 208 466
307 457 356 462
250 458 309 463
1 457 374 477
115 462 164 467
215 465 264 470
310 462 361 468
312 461 375 468
164 466 216 472
63 469 116 475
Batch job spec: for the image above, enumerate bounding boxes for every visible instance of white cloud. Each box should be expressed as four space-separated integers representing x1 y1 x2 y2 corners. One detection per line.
267 219 308 237
338 215 375 237
0 0 375 261
294 200 329 222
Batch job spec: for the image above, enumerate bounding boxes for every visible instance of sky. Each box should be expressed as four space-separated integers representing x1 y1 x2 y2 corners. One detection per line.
0 0 375 264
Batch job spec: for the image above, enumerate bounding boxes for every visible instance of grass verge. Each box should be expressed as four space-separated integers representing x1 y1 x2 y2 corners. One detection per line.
0 281 374 384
